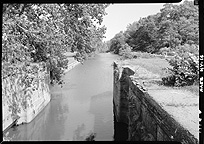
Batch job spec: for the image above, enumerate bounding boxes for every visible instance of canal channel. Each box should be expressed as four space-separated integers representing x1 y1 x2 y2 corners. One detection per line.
6 53 128 141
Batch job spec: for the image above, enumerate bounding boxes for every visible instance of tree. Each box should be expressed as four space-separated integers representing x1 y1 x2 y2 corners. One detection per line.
109 31 126 54
126 15 160 53
120 0 198 54
124 21 141 40
2 4 109 85
158 1 198 48
119 44 133 59
162 45 199 86
2 4 109 122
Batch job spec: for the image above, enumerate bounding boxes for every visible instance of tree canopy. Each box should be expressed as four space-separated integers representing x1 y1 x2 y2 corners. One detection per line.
2 4 109 85
108 1 198 54
106 1 199 86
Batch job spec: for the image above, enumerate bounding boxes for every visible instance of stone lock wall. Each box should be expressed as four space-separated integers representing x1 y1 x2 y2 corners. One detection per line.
2 63 51 131
64 60 80 73
113 62 121 122
113 62 198 143
2 59 80 132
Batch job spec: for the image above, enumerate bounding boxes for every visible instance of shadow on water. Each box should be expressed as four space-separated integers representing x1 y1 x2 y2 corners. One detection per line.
89 91 128 141
113 103 128 141
6 92 68 141
89 91 114 141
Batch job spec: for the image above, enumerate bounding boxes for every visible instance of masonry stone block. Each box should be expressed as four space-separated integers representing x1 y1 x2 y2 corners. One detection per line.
113 62 198 143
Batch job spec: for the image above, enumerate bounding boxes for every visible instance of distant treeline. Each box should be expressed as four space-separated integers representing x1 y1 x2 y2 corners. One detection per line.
106 1 198 54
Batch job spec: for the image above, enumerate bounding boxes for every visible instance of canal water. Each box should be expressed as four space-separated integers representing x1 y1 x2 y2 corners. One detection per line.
6 53 128 141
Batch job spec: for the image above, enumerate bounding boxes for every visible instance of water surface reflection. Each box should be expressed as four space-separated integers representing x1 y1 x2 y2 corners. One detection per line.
7 53 119 141
89 91 113 141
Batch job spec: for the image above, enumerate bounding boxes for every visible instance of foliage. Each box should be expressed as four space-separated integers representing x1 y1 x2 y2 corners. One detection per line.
2 4 109 85
162 44 199 86
109 31 126 54
103 40 112 53
95 40 110 53
108 1 198 54
126 16 160 53
158 47 170 55
2 62 48 122
107 1 199 87
2 4 109 123
119 44 133 59
131 52 157 59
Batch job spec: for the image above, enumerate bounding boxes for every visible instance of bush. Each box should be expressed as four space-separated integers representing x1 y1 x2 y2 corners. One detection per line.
158 47 170 55
166 51 176 56
131 51 156 59
48 55 69 85
119 44 133 59
176 44 199 56
162 50 199 87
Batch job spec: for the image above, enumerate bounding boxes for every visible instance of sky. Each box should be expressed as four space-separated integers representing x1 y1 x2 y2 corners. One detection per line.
101 3 168 42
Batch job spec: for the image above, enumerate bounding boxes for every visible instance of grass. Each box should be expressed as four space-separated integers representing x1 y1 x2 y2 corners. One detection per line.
173 84 199 96
125 57 170 77
122 57 199 95
165 103 198 107
131 52 165 59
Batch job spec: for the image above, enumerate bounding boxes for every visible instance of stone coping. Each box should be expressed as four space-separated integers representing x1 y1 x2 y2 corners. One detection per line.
64 58 80 73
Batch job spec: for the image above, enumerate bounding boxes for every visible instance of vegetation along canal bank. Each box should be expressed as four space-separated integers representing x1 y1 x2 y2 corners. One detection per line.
2 3 109 140
5 53 122 141
2 1 200 142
